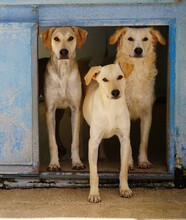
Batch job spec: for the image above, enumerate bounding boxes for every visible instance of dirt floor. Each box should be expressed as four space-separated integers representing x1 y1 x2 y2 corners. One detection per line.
0 188 185 218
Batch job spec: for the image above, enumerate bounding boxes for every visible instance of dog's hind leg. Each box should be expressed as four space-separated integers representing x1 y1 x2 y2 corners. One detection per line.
98 140 107 161
55 109 66 161
71 107 85 170
128 145 134 170
46 108 61 171
138 111 153 169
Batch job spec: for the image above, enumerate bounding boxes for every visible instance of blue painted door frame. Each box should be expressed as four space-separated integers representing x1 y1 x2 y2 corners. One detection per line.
0 22 38 174
0 1 185 186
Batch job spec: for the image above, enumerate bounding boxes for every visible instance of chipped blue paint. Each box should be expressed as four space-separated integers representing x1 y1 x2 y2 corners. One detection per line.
11 126 25 152
174 15 186 168
0 171 174 189
167 20 176 173
0 6 38 23
0 132 5 160
175 126 180 137
0 0 178 5
37 3 185 27
0 23 38 173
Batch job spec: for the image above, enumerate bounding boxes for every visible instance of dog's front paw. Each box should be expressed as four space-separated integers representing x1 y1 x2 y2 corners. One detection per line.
47 164 62 172
138 161 152 169
88 193 101 203
120 188 133 198
72 162 85 170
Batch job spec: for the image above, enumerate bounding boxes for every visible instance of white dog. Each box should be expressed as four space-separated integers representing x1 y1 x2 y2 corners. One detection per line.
110 27 166 169
83 62 134 203
40 27 87 171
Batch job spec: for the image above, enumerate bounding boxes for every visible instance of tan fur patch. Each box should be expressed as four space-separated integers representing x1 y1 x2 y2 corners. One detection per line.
40 28 56 50
72 27 88 49
118 59 134 78
84 66 102 85
150 28 166 45
109 27 129 45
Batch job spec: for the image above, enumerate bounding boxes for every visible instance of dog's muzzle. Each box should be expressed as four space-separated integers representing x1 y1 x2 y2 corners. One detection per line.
111 89 120 99
134 47 143 58
59 48 69 59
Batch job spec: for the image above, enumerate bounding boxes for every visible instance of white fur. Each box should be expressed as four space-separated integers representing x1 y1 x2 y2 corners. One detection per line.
83 63 133 203
110 27 166 168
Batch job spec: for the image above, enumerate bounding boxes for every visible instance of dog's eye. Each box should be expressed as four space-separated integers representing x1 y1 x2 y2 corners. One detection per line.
54 37 60 42
68 36 74 41
117 75 123 80
143 37 148 41
102 78 109 82
128 37 134 41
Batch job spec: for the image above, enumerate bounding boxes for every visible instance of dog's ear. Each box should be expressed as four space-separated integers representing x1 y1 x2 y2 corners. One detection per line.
149 28 166 45
84 66 102 86
72 27 88 49
40 28 56 50
109 27 128 45
119 60 134 78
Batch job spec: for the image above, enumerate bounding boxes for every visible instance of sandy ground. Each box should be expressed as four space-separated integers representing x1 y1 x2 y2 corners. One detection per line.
0 188 185 219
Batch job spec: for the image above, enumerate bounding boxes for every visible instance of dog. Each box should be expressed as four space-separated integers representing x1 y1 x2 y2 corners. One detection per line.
109 27 166 169
39 57 67 161
83 62 134 203
40 27 88 171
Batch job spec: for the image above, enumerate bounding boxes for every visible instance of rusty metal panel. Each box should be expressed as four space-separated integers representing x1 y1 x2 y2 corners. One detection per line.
0 172 174 189
0 23 39 174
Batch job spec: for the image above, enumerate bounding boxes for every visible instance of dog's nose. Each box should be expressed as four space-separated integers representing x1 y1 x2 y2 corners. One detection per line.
134 47 143 55
60 49 69 56
111 89 120 98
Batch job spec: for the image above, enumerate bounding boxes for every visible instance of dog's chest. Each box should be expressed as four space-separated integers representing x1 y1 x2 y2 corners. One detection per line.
57 77 70 98
46 65 81 108
103 119 119 138
126 66 156 119
56 75 80 106
101 107 126 138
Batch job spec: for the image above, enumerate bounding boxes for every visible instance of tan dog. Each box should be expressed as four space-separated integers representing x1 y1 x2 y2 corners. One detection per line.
83 62 133 203
110 27 166 169
40 27 87 171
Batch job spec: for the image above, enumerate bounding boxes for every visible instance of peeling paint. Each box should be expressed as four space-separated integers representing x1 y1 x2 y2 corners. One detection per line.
0 109 32 165
175 126 180 137
0 175 175 189
0 23 38 173
0 0 179 5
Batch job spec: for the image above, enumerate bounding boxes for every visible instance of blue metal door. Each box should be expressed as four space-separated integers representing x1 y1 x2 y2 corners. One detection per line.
0 1 185 187
0 23 39 174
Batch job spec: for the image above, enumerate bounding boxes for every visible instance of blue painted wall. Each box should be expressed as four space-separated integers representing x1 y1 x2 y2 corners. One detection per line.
0 23 38 174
